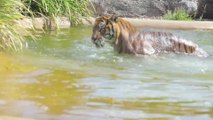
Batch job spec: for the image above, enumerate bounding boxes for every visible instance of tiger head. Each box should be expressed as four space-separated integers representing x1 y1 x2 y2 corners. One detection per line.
91 15 118 48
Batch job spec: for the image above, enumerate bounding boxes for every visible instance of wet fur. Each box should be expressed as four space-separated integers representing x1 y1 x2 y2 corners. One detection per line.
91 16 208 57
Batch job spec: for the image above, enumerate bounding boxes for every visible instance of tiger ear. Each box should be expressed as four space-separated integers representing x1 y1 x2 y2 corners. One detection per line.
111 15 118 22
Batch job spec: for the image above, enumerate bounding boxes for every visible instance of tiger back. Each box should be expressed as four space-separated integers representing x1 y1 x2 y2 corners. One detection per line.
137 31 208 57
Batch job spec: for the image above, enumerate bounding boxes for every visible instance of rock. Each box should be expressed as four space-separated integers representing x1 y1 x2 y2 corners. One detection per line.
91 0 203 18
174 0 199 14
197 0 213 19
92 0 167 17
206 1 213 19
16 17 95 30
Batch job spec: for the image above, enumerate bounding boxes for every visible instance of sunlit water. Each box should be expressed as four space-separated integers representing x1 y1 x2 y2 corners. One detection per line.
0 27 213 120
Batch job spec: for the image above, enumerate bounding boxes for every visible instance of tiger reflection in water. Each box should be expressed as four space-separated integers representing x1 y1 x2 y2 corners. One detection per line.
91 15 208 57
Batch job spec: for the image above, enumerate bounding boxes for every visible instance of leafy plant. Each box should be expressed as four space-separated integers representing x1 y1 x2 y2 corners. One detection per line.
0 0 28 51
23 0 93 25
163 9 193 21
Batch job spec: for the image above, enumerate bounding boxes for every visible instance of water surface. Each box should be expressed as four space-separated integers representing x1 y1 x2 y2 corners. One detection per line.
0 27 213 120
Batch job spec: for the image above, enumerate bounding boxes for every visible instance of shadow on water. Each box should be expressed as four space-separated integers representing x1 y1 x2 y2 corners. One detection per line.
0 27 213 120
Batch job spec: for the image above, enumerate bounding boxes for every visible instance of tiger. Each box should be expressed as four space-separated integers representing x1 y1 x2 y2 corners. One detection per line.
91 15 209 57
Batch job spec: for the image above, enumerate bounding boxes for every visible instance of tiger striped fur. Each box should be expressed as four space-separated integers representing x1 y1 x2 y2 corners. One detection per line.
91 15 208 57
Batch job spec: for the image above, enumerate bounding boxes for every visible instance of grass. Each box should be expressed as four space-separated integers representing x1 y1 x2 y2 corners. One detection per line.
0 0 28 52
163 9 193 21
23 0 93 26
0 0 92 51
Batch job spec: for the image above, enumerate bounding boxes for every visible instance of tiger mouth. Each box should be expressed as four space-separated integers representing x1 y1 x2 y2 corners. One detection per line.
92 39 105 48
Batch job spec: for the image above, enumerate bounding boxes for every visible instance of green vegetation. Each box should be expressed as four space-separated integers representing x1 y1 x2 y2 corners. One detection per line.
23 0 93 25
0 0 27 51
163 9 193 21
0 0 93 51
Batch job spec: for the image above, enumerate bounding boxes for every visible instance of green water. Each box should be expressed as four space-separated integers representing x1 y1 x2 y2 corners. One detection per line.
0 27 213 120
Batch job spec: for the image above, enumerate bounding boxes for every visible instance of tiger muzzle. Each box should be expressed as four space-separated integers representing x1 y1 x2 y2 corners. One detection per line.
91 37 105 48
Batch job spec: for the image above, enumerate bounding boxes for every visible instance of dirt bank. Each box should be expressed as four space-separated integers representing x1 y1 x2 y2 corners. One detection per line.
124 18 213 30
17 17 213 30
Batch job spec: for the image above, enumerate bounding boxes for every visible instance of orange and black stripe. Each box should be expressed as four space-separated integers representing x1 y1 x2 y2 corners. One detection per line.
172 39 196 54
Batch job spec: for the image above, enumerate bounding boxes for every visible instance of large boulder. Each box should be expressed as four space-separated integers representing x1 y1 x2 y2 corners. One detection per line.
197 0 213 19
91 0 213 19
